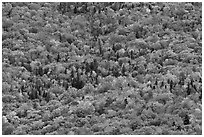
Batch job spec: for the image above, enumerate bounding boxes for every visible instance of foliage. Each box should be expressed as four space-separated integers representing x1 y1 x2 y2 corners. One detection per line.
2 2 202 135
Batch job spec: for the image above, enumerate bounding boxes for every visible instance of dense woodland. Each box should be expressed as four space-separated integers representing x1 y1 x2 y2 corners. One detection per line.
2 2 202 135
